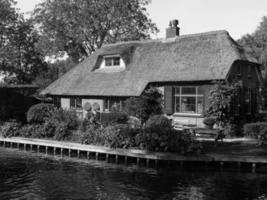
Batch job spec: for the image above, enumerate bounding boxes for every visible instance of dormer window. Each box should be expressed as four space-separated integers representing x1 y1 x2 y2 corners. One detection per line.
97 55 126 71
105 56 121 67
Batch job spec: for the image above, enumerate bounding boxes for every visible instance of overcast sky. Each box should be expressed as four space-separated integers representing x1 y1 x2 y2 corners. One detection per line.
16 0 267 39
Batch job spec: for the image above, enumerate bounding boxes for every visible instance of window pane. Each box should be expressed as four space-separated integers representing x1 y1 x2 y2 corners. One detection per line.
175 87 180 95
175 96 180 112
113 57 120 66
182 87 196 95
76 98 82 108
70 98 75 108
181 96 196 113
197 96 203 114
105 57 113 66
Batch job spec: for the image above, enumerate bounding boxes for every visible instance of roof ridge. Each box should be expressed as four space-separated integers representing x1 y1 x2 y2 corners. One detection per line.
102 30 229 47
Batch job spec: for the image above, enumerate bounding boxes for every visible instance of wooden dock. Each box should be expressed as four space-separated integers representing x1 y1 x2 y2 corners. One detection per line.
0 137 266 172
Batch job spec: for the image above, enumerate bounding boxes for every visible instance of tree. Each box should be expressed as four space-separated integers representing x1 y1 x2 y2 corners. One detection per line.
123 87 163 124
0 0 47 84
238 16 267 74
32 0 158 62
205 81 242 127
33 58 76 88
238 17 267 109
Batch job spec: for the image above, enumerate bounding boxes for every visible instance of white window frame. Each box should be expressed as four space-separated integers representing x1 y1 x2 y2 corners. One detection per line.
174 86 204 116
104 55 121 67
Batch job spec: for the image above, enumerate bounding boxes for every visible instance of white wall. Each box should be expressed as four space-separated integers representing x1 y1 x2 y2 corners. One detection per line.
82 99 104 118
61 98 70 109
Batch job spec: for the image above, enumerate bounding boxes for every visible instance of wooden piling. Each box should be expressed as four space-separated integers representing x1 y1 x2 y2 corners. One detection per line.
87 151 90 159
146 159 149 167
252 163 256 173
96 153 99 160
115 155 119 164
137 158 140 165
68 149 71 157
106 154 109 162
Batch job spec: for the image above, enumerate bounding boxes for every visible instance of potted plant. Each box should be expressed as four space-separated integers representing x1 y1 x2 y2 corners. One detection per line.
203 117 216 129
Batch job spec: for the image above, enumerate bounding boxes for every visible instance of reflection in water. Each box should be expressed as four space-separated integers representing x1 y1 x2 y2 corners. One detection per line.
0 148 267 200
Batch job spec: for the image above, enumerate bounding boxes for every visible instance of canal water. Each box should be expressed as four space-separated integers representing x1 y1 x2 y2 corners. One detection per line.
1 148 267 200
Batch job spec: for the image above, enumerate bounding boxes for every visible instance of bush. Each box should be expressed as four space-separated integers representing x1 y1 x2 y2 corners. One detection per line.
27 103 55 124
203 117 216 126
80 124 105 145
19 124 45 138
102 124 140 148
257 127 267 146
0 121 22 137
145 115 172 131
244 122 267 138
100 112 129 125
123 87 163 124
135 128 201 154
41 108 80 140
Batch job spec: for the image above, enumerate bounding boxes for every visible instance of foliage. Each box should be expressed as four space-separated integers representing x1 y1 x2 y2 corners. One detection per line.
33 58 76 89
0 1 47 84
238 16 267 74
0 121 22 138
27 103 55 124
243 122 267 138
203 117 216 126
102 124 140 148
145 115 172 130
19 124 45 138
100 112 129 125
80 124 105 145
43 108 80 140
32 0 158 62
238 16 267 109
135 127 201 154
0 87 39 122
257 127 267 146
124 87 163 124
205 81 242 127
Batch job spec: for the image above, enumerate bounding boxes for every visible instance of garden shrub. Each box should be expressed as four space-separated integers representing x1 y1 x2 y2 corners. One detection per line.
145 115 172 131
41 108 80 140
203 117 216 127
135 128 201 154
100 112 129 125
0 121 22 137
80 124 105 145
102 124 140 148
244 122 267 138
27 103 55 124
19 124 45 138
123 87 163 124
257 127 267 146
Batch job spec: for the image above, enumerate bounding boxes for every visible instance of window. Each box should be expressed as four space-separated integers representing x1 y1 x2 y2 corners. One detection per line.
174 86 204 114
245 88 252 114
104 56 121 67
53 96 61 108
70 97 82 109
104 99 123 112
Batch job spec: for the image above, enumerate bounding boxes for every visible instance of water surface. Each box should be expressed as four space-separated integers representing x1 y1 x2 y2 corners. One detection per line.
1 148 267 200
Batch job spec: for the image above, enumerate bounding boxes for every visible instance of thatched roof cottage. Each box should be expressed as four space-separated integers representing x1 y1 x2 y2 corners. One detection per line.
41 20 262 127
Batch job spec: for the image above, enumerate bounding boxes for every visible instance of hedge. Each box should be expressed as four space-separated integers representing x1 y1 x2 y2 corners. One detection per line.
243 122 267 138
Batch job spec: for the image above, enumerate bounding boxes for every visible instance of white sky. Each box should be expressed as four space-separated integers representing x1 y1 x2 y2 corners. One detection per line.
16 0 267 39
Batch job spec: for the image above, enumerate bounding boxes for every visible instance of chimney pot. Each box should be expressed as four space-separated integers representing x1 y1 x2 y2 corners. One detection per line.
166 19 180 38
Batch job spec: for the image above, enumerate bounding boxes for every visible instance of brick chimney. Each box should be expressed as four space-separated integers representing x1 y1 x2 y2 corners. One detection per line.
166 19 180 38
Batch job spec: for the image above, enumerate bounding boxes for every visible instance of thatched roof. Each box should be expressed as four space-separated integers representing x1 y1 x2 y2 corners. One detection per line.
41 30 257 97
